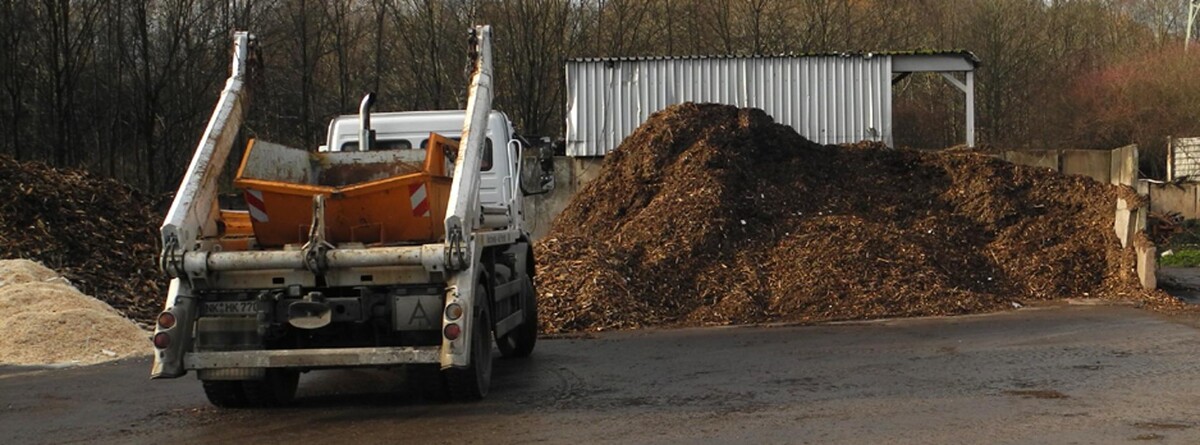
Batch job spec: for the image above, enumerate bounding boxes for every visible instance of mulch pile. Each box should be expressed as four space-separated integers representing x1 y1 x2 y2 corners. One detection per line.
0 156 162 325
536 103 1180 333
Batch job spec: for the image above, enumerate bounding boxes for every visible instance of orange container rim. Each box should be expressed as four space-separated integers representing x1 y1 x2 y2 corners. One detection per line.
233 135 456 197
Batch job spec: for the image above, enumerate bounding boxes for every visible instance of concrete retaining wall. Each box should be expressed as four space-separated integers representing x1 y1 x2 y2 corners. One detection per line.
1149 183 1199 219
1112 196 1155 290
1002 150 1058 171
1000 144 1137 187
523 157 605 240
1111 145 1138 187
997 145 1155 290
1062 150 1113 184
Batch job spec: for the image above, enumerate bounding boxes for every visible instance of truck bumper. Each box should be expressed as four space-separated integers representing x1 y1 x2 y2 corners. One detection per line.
184 346 441 370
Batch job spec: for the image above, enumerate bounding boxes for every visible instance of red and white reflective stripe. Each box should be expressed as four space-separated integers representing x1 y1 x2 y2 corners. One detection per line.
245 189 269 223
409 183 430 218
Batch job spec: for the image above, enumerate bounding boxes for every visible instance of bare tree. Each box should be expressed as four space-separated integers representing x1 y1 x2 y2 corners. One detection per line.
323 0 366 111
263 0 331 148
34 0 104 166
481 0 582 135
0 0 1196 188
592 0 657 56
0 0 34 159
389 0 469 110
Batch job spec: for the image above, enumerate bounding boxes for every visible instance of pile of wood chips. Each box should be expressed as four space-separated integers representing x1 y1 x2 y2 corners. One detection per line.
535 103 1179 333
0 259 150 365
0 156 163 325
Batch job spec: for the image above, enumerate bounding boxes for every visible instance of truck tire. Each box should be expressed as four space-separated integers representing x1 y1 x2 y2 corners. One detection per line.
241 369 300 407
445 285 493 401
497 275 537 358
202 380 248 408
201 371 297 409
405 364 449 401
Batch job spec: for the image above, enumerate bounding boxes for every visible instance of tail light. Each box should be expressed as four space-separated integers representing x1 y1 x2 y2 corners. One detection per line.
152 332 171 349
443 323 461 341
445 303 463 321
157 311 176 329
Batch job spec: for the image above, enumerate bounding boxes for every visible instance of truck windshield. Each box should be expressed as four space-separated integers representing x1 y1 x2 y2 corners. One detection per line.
336 137 491 172
339 139 412 151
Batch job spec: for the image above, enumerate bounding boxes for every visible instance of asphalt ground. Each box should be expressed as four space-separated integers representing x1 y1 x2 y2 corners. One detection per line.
4 304 1200 444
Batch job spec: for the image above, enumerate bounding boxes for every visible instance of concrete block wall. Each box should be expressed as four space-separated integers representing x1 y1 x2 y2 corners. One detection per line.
1110 145 1138 186
1149 183 1200 219
1062 150 1113 184
1112 197 1156 290
1114 198 1134 248
1137 243 1157 290
1002 150 1058 171
522 157 605 240
1001 144 1137 187
1003 145 1155 290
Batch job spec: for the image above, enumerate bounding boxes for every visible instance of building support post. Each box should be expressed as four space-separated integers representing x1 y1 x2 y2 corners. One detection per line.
938 72 975 148
966 71 975 148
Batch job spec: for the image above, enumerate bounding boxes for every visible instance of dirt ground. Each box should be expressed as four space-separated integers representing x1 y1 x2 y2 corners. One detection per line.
5 304 1200 445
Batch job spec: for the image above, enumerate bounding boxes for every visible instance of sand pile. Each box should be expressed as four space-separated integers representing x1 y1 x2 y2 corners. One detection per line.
0 259 150 366
536 103 1176 333
0 155 162 324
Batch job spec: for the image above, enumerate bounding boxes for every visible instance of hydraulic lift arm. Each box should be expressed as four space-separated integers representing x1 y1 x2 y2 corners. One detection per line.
152 32 253 378
440 25 493 369
444 25 493 270
160 32 254 279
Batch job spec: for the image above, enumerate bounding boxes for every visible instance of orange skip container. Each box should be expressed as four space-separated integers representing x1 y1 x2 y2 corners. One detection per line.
233 134 456 247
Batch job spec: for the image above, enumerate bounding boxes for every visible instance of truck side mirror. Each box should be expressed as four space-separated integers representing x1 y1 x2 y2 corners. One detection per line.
519 142 555 196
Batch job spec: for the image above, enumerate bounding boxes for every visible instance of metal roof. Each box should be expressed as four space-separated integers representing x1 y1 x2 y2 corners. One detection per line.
568 50 981 66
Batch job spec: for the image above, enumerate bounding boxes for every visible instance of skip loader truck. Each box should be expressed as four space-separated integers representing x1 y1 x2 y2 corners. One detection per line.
150 25 553 407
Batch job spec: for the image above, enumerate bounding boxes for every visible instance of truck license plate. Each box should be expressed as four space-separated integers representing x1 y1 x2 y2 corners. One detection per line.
202 301 258 316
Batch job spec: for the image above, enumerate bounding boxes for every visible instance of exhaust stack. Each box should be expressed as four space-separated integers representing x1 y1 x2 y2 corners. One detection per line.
358 93 376 151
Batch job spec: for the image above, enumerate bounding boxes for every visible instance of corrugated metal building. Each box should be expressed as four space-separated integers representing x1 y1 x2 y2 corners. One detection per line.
564 52 978 157
1169 137 1200 181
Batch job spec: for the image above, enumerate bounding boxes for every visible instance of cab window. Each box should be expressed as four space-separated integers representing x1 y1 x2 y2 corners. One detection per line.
421 137 493 171
340 139 413 151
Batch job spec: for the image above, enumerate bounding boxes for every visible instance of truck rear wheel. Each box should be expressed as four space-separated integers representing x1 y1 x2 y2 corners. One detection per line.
405 364 449 401
202 380 247 408
444 286 493 401
497 275 537 358
201 369 299 408
242 369 300 407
